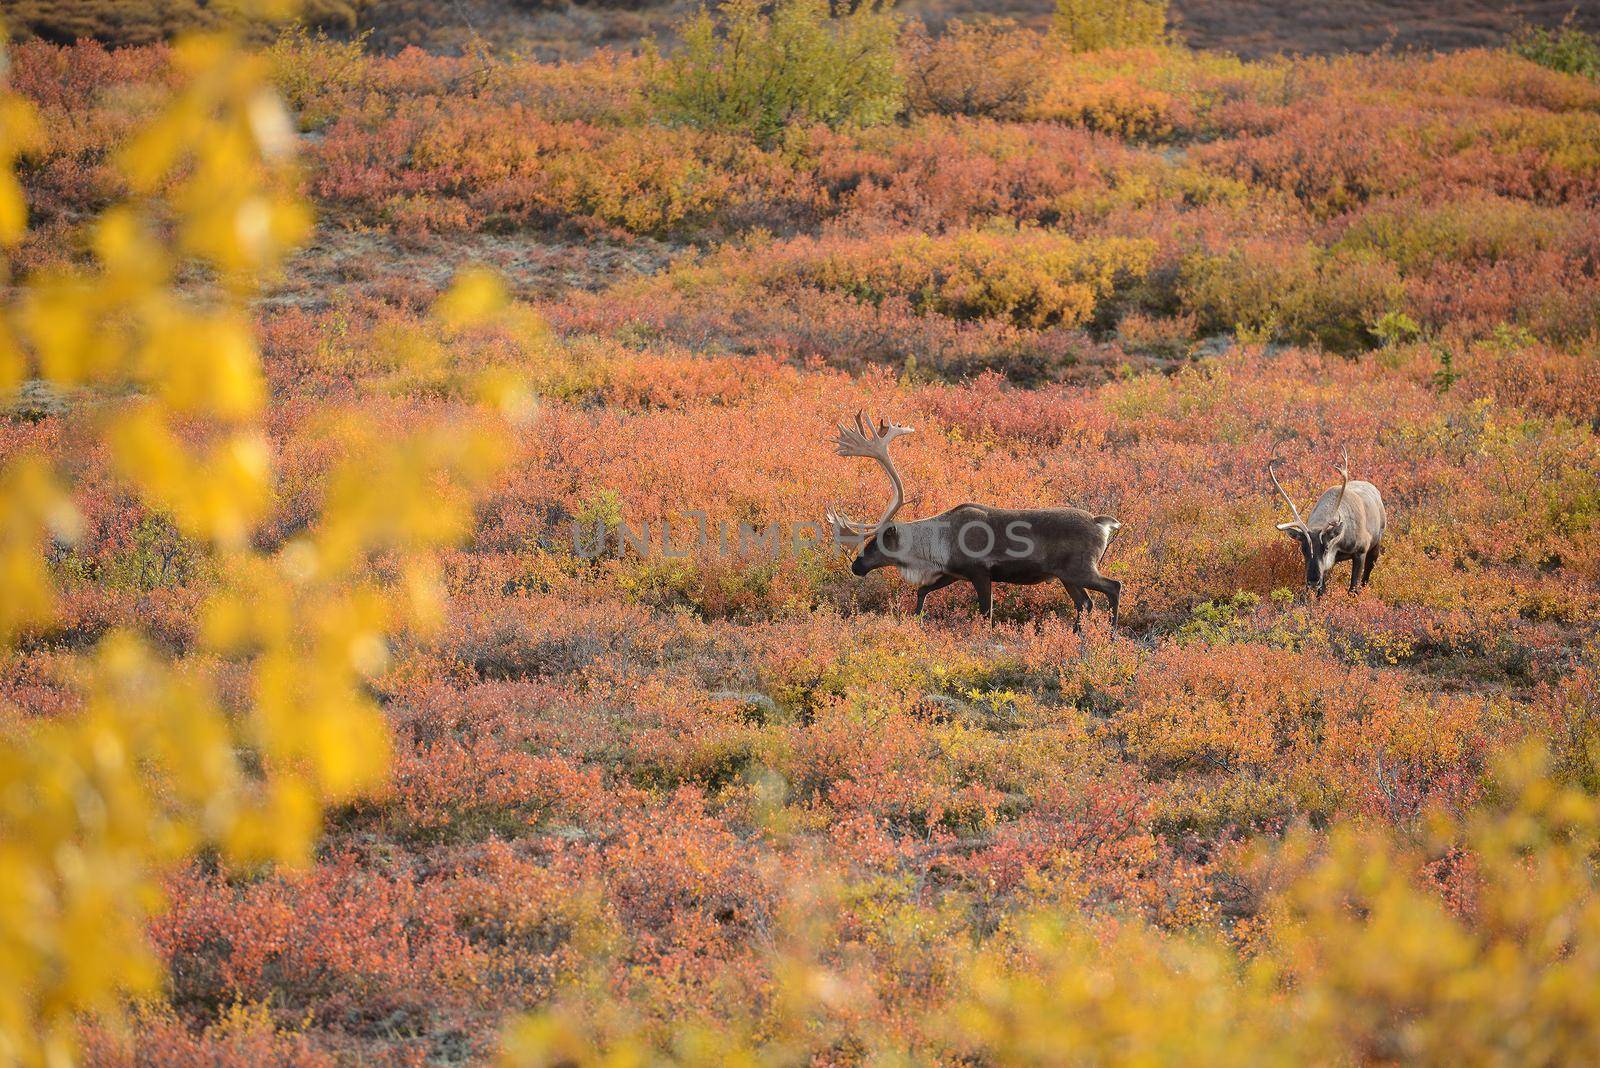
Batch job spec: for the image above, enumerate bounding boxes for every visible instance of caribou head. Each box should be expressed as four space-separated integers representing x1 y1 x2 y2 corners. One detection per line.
825 411 915 577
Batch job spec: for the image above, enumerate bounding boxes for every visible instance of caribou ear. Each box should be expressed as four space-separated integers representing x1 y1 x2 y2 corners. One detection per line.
1275 522 1302 534
878 525 900 552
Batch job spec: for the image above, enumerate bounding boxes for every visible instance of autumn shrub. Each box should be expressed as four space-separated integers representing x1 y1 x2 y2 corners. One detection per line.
564 276 1109 383
534 126 754 236
4 39 172 227
155 857 485 1028
803 116 1142 231
310 102 771 236
1544 651 1600 793
1200 73 1600 213
1367 47 1600 113
7 0 371 45
1195 107 1406 214
1116 309 1195 358
1453 334 1600 426
1333 195 1600 340
1026 45 1288 141
1032 68 1185 139
1450 107 1600 205
298 0 366 32
831 228 1152 327
54 513 200 593
649 0 903 145
1150 773 1295 838
903 20 1049 120
80 1004 337 1066
503 745 1600 1063
1052 0 1167 51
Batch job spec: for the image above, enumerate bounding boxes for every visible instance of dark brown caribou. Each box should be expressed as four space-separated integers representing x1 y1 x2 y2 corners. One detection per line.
826 413 1122 627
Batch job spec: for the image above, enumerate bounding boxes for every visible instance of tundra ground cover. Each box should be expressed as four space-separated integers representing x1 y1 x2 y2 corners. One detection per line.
4 18 1600 1065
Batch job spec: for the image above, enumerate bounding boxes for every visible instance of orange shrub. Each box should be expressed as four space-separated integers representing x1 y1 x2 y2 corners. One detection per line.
903 21 1050 121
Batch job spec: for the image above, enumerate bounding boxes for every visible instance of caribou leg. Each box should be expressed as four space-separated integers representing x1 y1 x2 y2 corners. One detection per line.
914 574 959 615
1361 545 1380 588
1348 552 1367 594
1059 579 1091 631
1067 570 1121 629
969 572 994 622
1091 574 1122 629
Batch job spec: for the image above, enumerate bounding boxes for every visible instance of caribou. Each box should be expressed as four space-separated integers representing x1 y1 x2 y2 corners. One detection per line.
825 412 1123 627
1269 448 1386 595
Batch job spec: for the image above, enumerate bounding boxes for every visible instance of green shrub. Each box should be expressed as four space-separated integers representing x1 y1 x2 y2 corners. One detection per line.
1180 244 1405 356
56 515 199 593
1336 197 1570 273
1177 591 1261 645
1509 19 1600 80
649 0 903 144
1051 0 1167 52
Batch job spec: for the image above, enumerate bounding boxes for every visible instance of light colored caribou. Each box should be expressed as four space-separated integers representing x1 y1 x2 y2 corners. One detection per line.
1269 448 1386 595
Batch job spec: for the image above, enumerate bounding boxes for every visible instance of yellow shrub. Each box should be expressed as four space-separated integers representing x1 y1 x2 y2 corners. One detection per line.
1336 195 1574 272
1032 73 1181 138
805 228 1156 329
1052 0 1167 52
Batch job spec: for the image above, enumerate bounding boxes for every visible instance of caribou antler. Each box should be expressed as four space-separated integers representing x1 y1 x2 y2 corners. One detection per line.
1328 446 1351 514
825 410 913 543
1267 453 1307 531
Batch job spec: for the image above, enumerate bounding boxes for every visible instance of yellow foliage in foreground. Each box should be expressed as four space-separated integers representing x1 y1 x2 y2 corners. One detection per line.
503 745 1600 1065
0 25 523 1067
